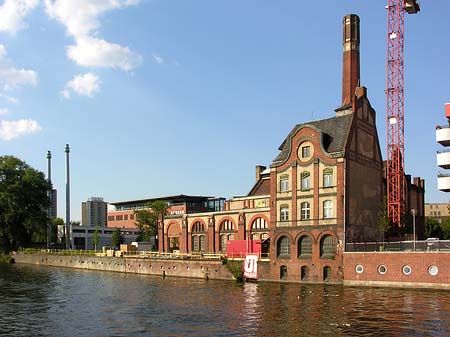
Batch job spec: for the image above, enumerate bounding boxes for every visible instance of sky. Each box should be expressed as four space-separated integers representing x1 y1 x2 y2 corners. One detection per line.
1 0 449 222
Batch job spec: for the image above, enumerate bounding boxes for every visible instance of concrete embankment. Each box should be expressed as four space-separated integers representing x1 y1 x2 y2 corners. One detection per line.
14 253 235 280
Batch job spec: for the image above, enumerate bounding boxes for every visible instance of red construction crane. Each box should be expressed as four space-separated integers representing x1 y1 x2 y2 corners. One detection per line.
386 0 420 228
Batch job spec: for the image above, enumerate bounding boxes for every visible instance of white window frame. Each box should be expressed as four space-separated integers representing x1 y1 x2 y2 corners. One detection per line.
323 200 333 219
301 172 311 191
301 202 311 220
280 175 289 192
323 169 334 187
280 206 289 221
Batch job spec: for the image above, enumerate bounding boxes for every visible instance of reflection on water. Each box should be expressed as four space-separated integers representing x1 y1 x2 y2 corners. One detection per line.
1 263 450 336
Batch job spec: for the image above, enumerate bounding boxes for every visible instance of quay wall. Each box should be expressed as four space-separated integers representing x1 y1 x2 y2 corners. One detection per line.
14 253 235 281
343 252 450 290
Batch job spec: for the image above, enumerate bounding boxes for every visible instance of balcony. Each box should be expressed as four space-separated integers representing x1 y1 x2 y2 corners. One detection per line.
438 174 450 192
436 126 450 146
437 150 450 169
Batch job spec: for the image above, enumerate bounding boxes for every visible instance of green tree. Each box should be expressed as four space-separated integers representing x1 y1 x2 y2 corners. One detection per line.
93 226 99 251
148 200 169 250
0 156 50 253
425 217 443 239
441 218 450 240
134 209 157 241
111 228 124 248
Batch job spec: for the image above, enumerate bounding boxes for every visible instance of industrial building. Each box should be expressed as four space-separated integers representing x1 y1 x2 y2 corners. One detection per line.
101 12 425 283
150 13 425 283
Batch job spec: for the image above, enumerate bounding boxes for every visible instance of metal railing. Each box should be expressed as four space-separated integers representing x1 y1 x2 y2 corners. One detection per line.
345 239 450 253
17 248 270 261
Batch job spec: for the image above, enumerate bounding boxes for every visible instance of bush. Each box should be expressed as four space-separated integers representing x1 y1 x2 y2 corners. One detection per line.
0 253 15 264
225 259 244 281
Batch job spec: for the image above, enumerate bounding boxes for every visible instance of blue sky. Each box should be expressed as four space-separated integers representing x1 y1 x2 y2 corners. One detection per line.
1 0 449 221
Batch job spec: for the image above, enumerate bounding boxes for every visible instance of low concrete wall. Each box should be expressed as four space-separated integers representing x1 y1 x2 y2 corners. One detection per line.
14 253 235 281
344 252 450 289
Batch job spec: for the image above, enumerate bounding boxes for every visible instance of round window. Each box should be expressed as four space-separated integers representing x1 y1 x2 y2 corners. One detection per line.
428 265 438 276
402 265 412 275
377 265 387 275
355 264 364 274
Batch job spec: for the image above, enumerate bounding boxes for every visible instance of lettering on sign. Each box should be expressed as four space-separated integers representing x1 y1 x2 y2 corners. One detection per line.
244 254 258 279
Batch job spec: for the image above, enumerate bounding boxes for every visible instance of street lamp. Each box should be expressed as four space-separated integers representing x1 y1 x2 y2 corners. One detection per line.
411 209 416 251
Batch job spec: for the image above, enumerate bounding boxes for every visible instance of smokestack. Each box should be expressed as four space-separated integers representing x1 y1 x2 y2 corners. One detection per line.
65 144 71 250
342 14 360 106
47 150 52 249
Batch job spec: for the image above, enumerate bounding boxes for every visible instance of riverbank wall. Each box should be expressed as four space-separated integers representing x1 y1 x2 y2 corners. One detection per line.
14 253 235 281
343 252 450 290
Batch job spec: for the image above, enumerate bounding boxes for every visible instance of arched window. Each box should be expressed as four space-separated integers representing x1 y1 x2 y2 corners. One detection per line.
280 205 289 221
298 235 312 258
320 235 336 259
280 174 289 192
219 220 234 232
323 168 334 187
277 236 290 258
301 172 311 191
192 221 206 252
280 265 288 280
323 200 333 219
300 202 311 220
192 221 205 232
251 217 268 230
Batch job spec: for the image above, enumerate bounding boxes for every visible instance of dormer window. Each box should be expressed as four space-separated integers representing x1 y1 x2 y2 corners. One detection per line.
301 146 310 158
297 141 314 162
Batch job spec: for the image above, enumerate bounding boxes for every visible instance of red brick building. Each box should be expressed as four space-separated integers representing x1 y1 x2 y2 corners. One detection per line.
152 14 424 284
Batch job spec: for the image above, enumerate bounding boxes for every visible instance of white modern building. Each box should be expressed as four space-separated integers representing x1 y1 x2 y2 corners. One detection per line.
437 103 450 192
72 225 140 250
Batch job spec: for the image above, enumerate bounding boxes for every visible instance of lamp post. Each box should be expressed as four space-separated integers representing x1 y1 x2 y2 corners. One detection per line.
411 209 416 251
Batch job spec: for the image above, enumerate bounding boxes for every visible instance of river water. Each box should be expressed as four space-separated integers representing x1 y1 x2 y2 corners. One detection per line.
1 263 449 337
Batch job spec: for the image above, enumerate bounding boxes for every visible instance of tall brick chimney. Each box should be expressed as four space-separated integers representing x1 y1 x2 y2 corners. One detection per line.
342 14 360 106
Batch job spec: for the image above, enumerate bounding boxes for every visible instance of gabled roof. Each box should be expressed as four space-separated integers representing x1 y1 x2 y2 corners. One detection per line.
272 113 353 166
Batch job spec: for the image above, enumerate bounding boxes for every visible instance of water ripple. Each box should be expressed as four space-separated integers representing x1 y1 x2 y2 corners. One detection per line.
1 264 450 336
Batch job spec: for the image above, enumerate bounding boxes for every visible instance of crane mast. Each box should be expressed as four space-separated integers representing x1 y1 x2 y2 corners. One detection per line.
386 0 419 228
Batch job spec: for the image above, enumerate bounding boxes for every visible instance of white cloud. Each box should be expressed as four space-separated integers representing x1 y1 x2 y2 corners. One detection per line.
0 119 42 141
45 0 140 37
0 45 37 91
67 36 142 71
0 0 39 34
152 54 164 64
0 108 9 115
45 0 142 71
0 93 19 104
62 73 101 98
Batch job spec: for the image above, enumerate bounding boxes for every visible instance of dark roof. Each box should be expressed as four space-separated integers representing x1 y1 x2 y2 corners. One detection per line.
272 113 353 166
247 177 270 196
110 194 213 206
